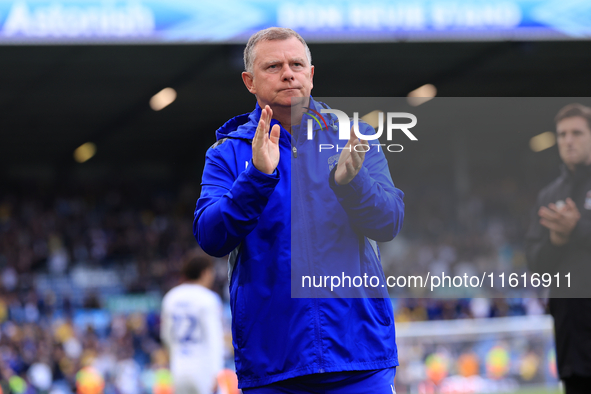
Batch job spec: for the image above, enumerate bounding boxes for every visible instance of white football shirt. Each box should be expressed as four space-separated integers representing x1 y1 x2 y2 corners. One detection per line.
161 283 224 394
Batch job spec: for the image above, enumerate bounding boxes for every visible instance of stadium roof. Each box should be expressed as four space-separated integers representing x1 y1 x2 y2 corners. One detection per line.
1 41 590 183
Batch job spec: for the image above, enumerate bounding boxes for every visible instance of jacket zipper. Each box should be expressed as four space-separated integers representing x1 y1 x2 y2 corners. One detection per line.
295 127 324 372
290 126 324 371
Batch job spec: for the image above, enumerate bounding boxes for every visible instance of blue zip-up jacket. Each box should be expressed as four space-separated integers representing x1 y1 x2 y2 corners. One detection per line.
194 98 404 389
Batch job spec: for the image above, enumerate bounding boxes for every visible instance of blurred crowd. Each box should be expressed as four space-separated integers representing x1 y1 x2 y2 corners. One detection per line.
0 309 168 394
0 182 203 294
0 178 548 392
0 182 233 393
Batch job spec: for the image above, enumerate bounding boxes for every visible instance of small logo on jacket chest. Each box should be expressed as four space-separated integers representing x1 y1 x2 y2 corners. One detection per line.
328 154 339 171
585 190 591 210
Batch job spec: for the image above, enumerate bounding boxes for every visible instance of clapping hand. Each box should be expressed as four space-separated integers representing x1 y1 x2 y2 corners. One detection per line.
334 126 368 185
539 198 581 246
252 105 281 175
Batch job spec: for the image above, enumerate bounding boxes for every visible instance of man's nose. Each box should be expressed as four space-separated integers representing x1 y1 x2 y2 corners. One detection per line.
281 64 294 81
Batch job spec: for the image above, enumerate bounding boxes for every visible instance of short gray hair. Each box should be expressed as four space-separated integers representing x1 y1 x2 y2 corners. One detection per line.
243 27 312 74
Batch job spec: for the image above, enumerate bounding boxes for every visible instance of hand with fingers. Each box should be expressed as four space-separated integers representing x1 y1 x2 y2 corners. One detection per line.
252 105 281 175
538 197 581 246
335 125 368 185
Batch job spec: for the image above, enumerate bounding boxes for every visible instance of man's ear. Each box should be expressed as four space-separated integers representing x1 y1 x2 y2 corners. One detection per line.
310 65 314 90
242 72 256 94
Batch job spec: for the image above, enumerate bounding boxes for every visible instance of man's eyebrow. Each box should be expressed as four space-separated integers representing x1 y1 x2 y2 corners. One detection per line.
290 57 307 64
261 60 281 67
260 57 307 68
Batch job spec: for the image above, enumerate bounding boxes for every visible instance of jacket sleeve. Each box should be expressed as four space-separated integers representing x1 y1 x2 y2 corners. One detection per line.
525 193 565 274
328 137 404 243
193 146 280 257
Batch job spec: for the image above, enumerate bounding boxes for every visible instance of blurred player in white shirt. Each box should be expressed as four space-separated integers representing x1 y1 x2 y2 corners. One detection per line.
161 252 224 394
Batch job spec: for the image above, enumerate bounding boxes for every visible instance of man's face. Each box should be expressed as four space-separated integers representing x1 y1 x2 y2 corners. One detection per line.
556 116 591 169
242 36 314 109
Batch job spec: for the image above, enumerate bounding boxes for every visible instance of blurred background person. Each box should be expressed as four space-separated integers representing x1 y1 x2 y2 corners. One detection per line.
160 252 223 394
526 103 591 394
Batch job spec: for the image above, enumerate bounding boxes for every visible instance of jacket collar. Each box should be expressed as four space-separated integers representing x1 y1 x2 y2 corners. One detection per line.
560 162 591 181
214 96 330 141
